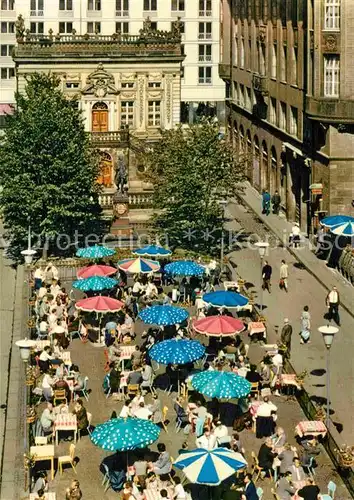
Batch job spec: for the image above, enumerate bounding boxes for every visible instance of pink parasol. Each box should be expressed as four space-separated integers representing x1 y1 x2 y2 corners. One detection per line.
193 315 245 337
75 296 124 313
77 264 117 279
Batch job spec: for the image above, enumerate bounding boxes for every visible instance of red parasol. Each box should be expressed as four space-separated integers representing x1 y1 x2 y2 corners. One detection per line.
75 296 124 313
77 264 117 279
193 315 245 337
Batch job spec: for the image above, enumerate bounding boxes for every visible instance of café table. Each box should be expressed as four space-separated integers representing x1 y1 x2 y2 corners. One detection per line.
247 322 266 340
33 340 50 351
144 487 174 500
223 281 240 292
54 413 77 445
61 351 72 366
119 371 133 394
29 445 55 480
30 493 56 500
295 421 327 438
119 345 136 370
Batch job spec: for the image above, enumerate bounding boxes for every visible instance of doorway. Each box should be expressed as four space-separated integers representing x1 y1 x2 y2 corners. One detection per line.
92 102 108 132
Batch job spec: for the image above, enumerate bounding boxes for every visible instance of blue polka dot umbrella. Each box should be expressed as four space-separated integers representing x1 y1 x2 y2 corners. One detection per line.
139 305 189 326
72 275 118 292
203 291 249 309
164 260 205 276
91 417 161 452
191 370 251 399
133 245 172 258
149 338 206 365
76 245 115 259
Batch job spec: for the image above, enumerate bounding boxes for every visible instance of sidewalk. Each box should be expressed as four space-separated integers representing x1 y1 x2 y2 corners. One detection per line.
236 183 354 319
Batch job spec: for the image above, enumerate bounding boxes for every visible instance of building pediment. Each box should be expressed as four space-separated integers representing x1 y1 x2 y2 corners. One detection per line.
82 63 119 97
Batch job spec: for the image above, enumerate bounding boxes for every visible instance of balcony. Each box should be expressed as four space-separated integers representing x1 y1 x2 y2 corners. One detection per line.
219 63 231 80
199 10 212 16
198 55 212 62
306 97 354 123
115 10 129 16
30 9 44 16
252 73 269 96
90 130 129 147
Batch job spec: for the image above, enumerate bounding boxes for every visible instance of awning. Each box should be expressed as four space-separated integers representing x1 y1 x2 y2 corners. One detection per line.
0 104 14 116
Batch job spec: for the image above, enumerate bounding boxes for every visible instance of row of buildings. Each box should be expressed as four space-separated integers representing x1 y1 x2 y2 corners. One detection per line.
1 0 354 234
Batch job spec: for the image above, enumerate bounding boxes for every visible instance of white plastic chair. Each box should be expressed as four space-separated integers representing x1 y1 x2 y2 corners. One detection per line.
327 481 337 498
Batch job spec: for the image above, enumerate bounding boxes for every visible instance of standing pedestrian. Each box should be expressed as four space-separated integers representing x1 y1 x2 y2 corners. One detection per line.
271 190 281 215
300 305 311 344
262 189 271 216
262 260 272 293
325 286 341 326
290 222 301 248
280 318 293 358
279 260 288 292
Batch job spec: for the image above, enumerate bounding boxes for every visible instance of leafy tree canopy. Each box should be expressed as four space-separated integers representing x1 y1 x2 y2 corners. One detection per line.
0 73 104 261
144 118 247 254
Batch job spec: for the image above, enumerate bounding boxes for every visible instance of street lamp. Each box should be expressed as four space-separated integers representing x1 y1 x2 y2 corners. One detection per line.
254 241 269 312
218 200 227 272
318 325 339 430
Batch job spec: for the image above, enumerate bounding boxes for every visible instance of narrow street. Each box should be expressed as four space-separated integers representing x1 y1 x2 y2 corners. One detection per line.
225 200 354 445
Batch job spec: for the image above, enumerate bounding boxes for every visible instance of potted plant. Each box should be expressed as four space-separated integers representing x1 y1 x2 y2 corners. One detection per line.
26 405 36 424
335 445 354 468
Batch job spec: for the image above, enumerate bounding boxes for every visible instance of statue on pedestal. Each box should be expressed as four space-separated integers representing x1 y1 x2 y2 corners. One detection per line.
115 155 128 194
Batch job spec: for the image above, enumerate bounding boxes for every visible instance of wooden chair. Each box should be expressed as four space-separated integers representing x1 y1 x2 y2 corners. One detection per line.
58 443 77 474
127 384 140 396
250 382 260 398
271 488 280 500
103 349 111 372
161 406 169 432
53 389 67 406
78 412 93 439
251 451 269 482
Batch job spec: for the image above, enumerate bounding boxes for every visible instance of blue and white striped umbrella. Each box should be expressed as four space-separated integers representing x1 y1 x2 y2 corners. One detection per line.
164 260 205 277
133 245 172 258
72 275 118 292
76 245 115 259
191 370 251 399
320 215 354 228
149 338 205 365
330 221 354 237
138 305 189 326
91 417 160 452
203 290 249 308
174 447 247 485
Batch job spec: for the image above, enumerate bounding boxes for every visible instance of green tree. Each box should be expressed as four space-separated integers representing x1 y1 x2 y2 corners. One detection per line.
144 118 247 254
0 73 104 261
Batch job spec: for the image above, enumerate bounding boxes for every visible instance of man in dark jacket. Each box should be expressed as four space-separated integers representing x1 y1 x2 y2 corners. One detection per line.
280 318 293 359
272 191 281 215
242 474 258 500
258 438 277 472
262 261 272 293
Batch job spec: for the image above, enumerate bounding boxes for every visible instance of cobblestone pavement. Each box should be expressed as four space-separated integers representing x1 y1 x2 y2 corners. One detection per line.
40 323 349 499
225 199 354 446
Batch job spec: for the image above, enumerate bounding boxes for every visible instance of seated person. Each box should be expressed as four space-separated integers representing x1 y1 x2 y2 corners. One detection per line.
73 398 89 431
174 397 189 426
127 368 142 386
140 362 153 390
71 365 85 391
213 420 229 445
150 443 172 475
40 402 55 434
134 402 152 420
39 346 54 373
108 339 121 364
42 370 56 401
276 471 296 500
287 457 306 484
131 345 143 369
53 374 70 399
196 430 217 451
278 443 297 476
245 365 262 384
297 478 320 500
258 437 277 474
34 489 46 499
272 426 287 450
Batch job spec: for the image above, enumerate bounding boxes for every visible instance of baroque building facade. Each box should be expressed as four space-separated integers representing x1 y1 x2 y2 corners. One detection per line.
13 16 184 231
219 0 354 233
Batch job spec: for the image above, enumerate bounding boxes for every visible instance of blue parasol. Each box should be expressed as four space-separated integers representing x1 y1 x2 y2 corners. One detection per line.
191 370 251 399
72 275 118 292
138 305 189 326
149 338 205 365
91 417 160 452
164 260 205 276
329 221 354 237
173 447 247 485
320 215 354 228
76 245 115 259
203 290 249 308
132 245 172 258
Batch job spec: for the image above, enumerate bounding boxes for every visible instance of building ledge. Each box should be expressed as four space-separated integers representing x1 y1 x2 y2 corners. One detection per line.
89 130 129 147
306 96 354 123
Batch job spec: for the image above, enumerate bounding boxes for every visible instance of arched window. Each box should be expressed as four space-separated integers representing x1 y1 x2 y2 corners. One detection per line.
97 151 113 187
92 102 108 132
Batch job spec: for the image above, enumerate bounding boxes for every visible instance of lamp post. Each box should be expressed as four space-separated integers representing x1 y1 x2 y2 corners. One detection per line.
254 241 270 313
16 338 36 491
318 325 339 430
218 200 227 272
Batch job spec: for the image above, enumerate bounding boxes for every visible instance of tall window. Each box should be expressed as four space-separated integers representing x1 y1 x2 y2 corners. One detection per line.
269 97 276 124
289 106 298 136
30 0 44 15
198 44 212 62
245 87 252 111
59 0 72 9
234 37 238 66
198 22 212 39
199 0 211 16
1 0 15 10
116 22 129 33
291 47 298 85
1 22 15 33
1 44 14 56
325 0 340 30
120 101 134 126
30 22 44 33
280 45 287 82
240 38 245 68
1 67 15 79
198 66 212 84
144 0 157 10
171 0 184 11
278 101 286 130
239 84 245 107
59 21 72 33
324 55 340 97
88 0 101 10
271 43 277 78
259 44 266 75
87 21 101 33
148 100 161 126
116 0 129 15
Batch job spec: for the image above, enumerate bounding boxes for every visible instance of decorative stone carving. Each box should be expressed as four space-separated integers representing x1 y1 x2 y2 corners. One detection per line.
82 63 118 97
149 73 162 80
257 25 267 43
121 73 135 80
138 77 145 126
166 76 172 123
121 91 136 99
323 34 339 53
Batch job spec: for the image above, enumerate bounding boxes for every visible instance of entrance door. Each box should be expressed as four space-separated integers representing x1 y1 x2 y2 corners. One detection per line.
92 102 108 132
